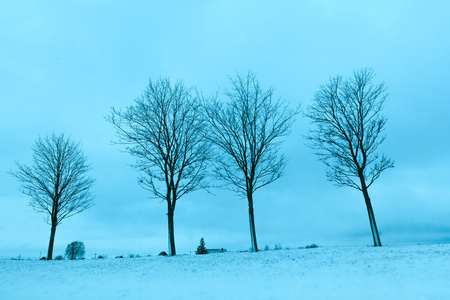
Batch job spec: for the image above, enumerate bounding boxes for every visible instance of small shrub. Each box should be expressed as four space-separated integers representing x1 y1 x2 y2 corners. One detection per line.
128 254 141 258
115 255 124 259
39 256 46 260
196 238 208 255
305 243 319 249
264 244 270 251
158 251 168 256
65 241 85 260
54 255 64 260
274 243 282 250
97 255 106 259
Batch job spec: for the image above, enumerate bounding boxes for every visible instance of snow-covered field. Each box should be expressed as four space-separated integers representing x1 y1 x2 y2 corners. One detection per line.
1 244 449 300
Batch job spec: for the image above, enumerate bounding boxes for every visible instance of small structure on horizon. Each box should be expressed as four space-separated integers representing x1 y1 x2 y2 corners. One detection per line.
206 248 227 254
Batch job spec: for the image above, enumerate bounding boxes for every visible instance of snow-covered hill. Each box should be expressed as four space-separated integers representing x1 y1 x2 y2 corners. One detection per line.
1 244 449 299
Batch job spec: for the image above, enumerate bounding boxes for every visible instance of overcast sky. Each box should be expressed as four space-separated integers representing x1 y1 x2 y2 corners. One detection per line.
1 0 449 258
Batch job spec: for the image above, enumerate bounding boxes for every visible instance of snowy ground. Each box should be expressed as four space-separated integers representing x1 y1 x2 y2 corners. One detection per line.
1 244 449 300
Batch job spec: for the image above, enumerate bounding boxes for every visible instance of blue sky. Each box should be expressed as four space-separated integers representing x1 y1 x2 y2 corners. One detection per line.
1 0 449 257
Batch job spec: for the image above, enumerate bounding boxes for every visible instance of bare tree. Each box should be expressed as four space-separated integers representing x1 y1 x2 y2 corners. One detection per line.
10 134 94 260
306 68 394 247
65 241 85 260
107 78 210 256
203 71 299 252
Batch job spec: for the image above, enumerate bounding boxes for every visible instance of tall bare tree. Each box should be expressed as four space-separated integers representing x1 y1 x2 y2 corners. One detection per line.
306 68 394 247
10 134 94 260
107 78 209 256
203 71 299 252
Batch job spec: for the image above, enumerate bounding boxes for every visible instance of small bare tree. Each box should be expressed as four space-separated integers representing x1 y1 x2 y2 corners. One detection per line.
65 241 85 260
203 71 299 252
306 68 394 247
10 134 94 260
107 78 210 256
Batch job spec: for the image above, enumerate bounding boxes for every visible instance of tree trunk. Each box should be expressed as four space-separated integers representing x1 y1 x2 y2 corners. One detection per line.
247 193 258 252
360 183 382 247
47 225 57 260
167 209 176 256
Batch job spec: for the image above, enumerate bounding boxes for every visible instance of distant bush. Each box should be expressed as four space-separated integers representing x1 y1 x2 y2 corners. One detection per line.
158 251 168 256
196 238 208 255
264 244 270 251
65 241 85 260
54 255 64 260
305 244 319 249
97 255 106 259
115 255 124 259
274 243 282 250
129 254 135 258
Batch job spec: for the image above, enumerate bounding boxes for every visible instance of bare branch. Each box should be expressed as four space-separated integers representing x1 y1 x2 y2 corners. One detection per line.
306 68 394 191
10 134 95 226
203 71 300 197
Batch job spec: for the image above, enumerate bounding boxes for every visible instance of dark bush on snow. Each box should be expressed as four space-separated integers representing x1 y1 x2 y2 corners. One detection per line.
65 241 85 260
159 251 168 256
196 238 207 255
54 255 64 260
305 244 319 249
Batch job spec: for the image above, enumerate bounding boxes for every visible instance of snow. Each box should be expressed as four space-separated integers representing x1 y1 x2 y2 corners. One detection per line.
1 244 449 299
